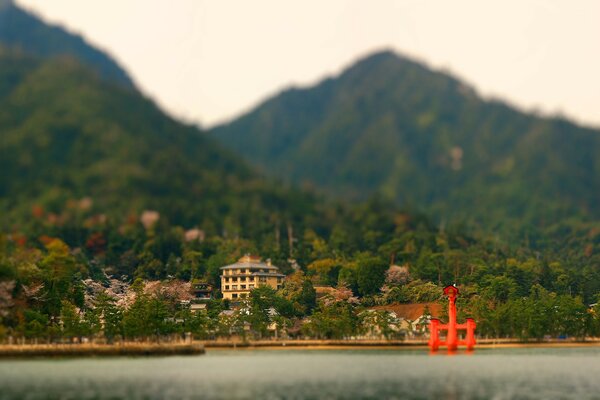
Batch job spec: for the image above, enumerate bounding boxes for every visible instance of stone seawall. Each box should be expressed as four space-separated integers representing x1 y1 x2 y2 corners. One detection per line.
200 338 600 349
0 343 205 358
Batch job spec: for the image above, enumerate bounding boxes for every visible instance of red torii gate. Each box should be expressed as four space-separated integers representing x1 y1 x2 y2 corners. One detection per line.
428 285 476 351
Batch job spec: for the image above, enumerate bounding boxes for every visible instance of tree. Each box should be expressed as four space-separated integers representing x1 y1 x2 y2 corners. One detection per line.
40 239 84 318
0 280 15 321
336 263 358 295
307 258 339 286
93 292 123 342
280 272 316 315
360 310 396 339
355 255 388 296
21 309 48 340
298 280 317 314
60 300 84 341
303 302 357 339
122 294 171 340
187 310 210 339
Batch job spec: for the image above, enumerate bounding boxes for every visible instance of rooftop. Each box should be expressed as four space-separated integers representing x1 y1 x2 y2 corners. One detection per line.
220 254 280 270
370 303 442 321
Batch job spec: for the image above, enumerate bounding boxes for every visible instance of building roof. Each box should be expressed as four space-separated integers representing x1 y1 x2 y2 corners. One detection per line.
370 303 442 320
191 279 212 287
314 286 336 298
251 272 286 277
220 254 280 271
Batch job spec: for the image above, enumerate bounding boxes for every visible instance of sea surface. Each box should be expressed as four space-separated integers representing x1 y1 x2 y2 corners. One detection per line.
0 347 599 399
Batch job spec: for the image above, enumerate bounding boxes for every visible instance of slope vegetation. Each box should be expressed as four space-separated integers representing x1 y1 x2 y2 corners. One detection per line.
0 49 322 236
212 51 600 231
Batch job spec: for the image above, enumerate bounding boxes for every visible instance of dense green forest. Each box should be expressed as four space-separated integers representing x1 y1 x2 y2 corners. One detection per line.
0 48 327 237
1 4 599 342
2 196 600 341
211 51 600 238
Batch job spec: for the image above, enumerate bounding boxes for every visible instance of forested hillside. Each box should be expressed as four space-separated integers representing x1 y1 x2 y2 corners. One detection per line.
1 7 600 343
212 51 600 235
0 48 333 242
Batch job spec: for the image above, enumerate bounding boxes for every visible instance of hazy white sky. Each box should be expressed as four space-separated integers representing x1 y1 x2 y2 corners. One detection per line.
16 0 600 128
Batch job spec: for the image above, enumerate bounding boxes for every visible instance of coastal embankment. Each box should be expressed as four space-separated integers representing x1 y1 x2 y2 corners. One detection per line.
1 339 599 357
0 343 205 358
200 338 600 350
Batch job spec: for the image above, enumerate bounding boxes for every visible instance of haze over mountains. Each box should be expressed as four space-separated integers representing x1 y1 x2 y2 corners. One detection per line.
0 3 331 239
212 51 600 231
0 47 331 235
1 0 598 244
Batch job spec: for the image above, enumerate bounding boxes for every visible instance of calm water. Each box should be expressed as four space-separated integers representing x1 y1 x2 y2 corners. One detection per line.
1 348 599 399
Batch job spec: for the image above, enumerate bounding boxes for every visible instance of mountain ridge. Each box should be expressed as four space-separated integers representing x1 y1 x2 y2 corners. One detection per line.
211 50 600 232
0 2 133 87
0 49 329 240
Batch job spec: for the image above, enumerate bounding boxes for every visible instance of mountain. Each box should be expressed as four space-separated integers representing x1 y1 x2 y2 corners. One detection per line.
0 1 133 87
0 48 328 239
211 50 600 231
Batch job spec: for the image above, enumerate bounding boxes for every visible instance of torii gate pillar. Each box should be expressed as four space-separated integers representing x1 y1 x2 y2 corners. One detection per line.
428 285 476 352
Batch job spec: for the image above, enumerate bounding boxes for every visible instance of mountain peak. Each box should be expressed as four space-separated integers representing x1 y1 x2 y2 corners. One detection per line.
212 50 600 228
347 49 404 70
350 49 428 69
359 49 399 61
0 2 134 88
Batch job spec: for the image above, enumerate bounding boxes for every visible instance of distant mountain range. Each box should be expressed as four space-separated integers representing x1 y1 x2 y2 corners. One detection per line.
1 0 598 243
0 3 331 237
211 51 600 231
0 48 310 231
0 1 133 87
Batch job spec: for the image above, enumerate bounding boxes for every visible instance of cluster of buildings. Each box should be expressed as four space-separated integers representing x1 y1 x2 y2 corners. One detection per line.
78 254 441 340
182 254 438 339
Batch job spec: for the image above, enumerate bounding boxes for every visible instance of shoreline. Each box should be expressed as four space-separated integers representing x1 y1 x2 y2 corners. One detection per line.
0 343 205 358
1 339 599 358
199 338 600 351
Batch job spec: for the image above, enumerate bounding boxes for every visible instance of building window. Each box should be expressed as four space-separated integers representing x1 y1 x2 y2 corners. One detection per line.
225 277 230 283
225 285 230 290
277 285 282 290
249 284 255 289
240 293 247 298
277 277 282 283
241 277 246 282
233 277 238 282
241 285 246 289
232 285 238 290
232 293 238 299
